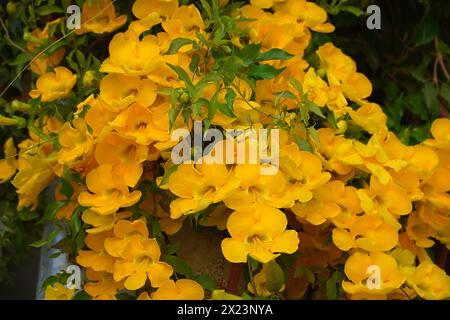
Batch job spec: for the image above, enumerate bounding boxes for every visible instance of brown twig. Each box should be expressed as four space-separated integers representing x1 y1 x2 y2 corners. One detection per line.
434 37 450 80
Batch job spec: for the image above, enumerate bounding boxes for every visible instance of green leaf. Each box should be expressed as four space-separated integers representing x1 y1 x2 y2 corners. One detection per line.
440 83 450 105
73 291 92 300
167 63 195 94
422 82 440 117
412 13 438 46
30 229 60 248
38 201 67 224
257 48 294 61
248 64 285 80
306 101 326 118
35 5 64 16
326 271 339 300
165 38 195 55
265 261 285 292
163 254 193 278
60 179 74 199
239 44 262 65
339 5 366 17
194 274 216 291
165 242 180 255
17 210 39 221
189 54 201 74
159 164 180 186
70 206 84 240
217 88 237 118
273 91 297 100
294 135 313 153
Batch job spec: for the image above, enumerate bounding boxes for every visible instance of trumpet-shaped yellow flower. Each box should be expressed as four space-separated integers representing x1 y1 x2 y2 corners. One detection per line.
58 117 94 166
44 283 74 300
348 103 388 136
221 202 299 263
152 279 204 300
407 261 450 300
302 68 329 107
12 143 56 210
82 209 131 234
133 0 178 19
99 74 157 111
84 269 124 300
78 164 142 215
162 5 205 40
75 0 127 35
168 161 240 219
77 231 116 273
100 30 162 76
357 176 412 230
0 138 17 183
316 42 371 101
332 215 398 252
95 133 148 187
342 251 407 296
292 180 359 226
29 67 76 102
109 103 170 146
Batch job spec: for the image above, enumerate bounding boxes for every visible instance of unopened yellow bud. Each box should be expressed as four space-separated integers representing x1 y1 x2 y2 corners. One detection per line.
7 1 16 15
83 70 97 87
11 100 31 112
336 120 348 134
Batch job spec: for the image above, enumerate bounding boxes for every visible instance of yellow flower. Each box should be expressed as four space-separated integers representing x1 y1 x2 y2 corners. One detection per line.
77 231 116 273
357 176 412 230
348 103 388 136
78 164 142 215
332 215 398 252
162 5 205 40
44 283 75 300
95 133 148 187
84 269 124 300
274 0 335 33
109 103 170 146
104 220 173 290
168 161 240 219
292 180 359 226
76 95 117 138
250 0 286 9
302 68 329 107
152 279 204 300
316 42 371 101
134 0 178 19
342 251 406 296
82 209 131 234
407 261 450 300
99 74 157 112
100 30 162 76
0 138 17 183
75 0 127 35
29 67 77 102
26 19 65 75
58 117 94 166
11 142 56 210
221 202 299 263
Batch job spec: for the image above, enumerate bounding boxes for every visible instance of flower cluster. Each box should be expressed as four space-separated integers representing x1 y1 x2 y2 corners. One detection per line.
1 0 449 300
